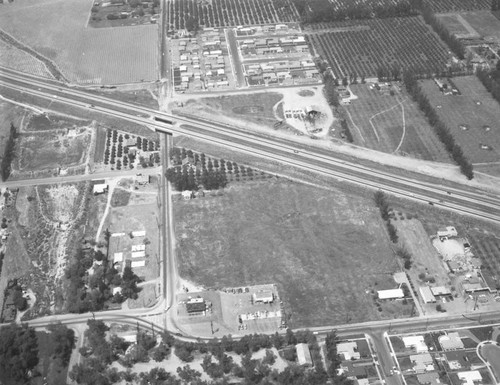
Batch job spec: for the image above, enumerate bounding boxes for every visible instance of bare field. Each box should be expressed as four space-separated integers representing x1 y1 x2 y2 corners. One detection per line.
173 179 407 327
17 131 90 171
0 0 157 84
345 84 451 162
420 76 500 164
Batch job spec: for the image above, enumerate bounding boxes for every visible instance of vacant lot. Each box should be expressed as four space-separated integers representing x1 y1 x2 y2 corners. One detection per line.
0 0 157 84
345 84 451 162
420 76 500 164
17 131 90 171
174 179 405 327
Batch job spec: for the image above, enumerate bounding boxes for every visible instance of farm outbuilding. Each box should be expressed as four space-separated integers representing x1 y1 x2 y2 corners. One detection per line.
131 244 145 252
131 251 145 259
132 230 146 237
113 252 123 263
296 343 313 366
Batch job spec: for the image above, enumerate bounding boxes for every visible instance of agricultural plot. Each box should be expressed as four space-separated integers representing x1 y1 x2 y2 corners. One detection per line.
419 76 500 164
0 0 158 84
422 0 492 13
0 40 53 79
165 0 299 30
344 84 451 162
308 17 451 79
459 11 500 42
173 179 408 328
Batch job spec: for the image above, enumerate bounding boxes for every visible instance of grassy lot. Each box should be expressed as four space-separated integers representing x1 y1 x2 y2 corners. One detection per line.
345 84 451 162
420 76 500 164
177 92 283 130
0 0 157 84
32 332 68 385
173 179 407 327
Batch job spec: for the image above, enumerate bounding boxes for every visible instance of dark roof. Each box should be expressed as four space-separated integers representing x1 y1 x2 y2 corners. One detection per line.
186 301 206 313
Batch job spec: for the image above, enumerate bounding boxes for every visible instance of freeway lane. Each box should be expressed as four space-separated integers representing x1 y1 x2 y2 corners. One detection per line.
1 67 500 223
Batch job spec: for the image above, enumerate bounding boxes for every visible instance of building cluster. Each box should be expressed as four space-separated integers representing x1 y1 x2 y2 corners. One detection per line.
238 35 309 58
244 59 319 86
235 24 300 37
431 227 498 295
396 332 488 385
109 230 149 294
337 338 379 385
172 30 231 92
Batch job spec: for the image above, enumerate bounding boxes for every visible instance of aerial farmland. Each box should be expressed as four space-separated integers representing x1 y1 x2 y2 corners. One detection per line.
0 0 158 84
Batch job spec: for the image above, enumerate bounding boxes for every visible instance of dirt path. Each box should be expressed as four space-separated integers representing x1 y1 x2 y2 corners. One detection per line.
393 98 407 153
94 179 119 245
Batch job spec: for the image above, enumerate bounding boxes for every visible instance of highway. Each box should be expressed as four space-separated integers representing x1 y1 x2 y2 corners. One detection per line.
1 66 500 224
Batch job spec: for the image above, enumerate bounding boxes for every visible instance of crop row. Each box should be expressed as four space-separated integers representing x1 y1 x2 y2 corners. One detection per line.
308 17 450 79
421 0 491 13
166 0 298 30
0 29 66 81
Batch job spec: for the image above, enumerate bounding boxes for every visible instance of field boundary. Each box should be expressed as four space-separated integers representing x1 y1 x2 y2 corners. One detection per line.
0 28 66 81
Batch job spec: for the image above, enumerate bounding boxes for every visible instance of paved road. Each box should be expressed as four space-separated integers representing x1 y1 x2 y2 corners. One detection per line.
1 67 500 224
0 167 161 189
225 28 246 87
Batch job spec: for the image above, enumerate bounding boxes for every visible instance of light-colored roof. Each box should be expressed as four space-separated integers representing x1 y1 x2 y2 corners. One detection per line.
403 336 428 353
131 251 145 259
457 371 482 385
113 252 123 263
439 332 464 351
131 230 146 237
378 289 404 299
131 260 145 268
338 341 360 360
296 343 312 366
131 244 145 252
419 286 436 303
431 286 451 296
253 290 274 302
410 353 434 372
